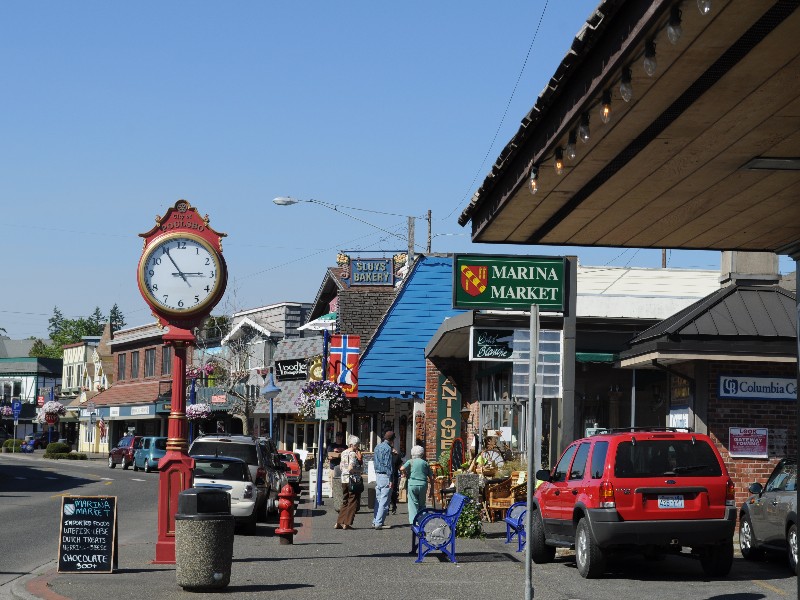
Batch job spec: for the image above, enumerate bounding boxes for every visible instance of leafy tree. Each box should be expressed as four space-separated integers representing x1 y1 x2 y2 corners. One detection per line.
31 306 108 358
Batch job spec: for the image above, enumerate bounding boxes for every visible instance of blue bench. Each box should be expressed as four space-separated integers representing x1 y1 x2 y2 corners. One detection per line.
504 501 527 552
411 492 467 563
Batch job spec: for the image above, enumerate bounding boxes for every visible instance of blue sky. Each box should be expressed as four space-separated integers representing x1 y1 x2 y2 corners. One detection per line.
1 2 793 340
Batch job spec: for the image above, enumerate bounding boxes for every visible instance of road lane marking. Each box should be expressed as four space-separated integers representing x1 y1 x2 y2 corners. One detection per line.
103 481 113 485
131 478 146 482
753 580 786 596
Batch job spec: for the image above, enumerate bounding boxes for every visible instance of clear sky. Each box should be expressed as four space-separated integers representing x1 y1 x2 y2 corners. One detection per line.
1 1 793 340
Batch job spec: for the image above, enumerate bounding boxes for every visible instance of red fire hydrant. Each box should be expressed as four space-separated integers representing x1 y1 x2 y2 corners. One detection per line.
275 483 297 545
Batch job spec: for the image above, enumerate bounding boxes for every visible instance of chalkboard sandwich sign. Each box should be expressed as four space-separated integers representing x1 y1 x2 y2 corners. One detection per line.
58 496 118 573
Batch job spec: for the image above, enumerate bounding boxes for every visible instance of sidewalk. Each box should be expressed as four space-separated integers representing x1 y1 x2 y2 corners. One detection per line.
10 486 531 600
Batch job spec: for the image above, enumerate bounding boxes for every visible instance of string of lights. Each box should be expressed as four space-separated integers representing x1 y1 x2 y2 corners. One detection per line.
528 1 711 195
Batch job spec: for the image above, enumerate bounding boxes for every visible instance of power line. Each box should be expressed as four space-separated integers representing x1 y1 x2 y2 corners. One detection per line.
443 0 550 221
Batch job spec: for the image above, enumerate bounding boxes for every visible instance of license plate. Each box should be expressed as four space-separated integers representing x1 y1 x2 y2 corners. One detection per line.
657 494 684 509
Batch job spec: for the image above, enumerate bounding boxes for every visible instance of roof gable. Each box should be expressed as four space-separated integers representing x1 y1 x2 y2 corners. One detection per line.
357 255 465 398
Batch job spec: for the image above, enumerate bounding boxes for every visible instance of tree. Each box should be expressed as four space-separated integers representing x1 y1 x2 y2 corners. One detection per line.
108 303 126 332
30 306 108 358
193 313 269 436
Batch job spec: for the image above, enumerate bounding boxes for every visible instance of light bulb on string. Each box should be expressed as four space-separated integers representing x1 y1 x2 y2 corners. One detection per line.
619 67 633 102
529 165 539 195
554 148 564 176
697 0 712 15
643 40 657 77
600 90 612 123
667 6 683 44
578 112 590 143
565 131 577 161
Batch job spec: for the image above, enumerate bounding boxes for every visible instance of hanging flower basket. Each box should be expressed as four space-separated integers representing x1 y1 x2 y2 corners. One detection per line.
36 401 67 424
0 406 12 418
186 403 212 421
295 380 350 420
186 363 217 379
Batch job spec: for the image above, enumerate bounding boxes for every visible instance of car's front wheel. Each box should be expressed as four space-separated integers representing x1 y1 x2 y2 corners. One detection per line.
144 460 152 473
700 540 734 577
122 456 130 470
133 462 139 472
575 518 606 578
787 523 798 576
108 455 116 469
739 514 762 560
530 510 555 563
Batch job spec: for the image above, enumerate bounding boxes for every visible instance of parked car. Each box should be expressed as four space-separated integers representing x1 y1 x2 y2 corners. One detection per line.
133 436 168 473
189 434 274 520
192 455 259 534
531 428 736 578
278 450 302 490
739 457 798 575
258 437 289 499
26 431 52 449
108 435 142 469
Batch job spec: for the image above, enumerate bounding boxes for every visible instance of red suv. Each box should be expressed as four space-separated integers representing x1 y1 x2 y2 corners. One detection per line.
532 428 736 578
108 435 142 470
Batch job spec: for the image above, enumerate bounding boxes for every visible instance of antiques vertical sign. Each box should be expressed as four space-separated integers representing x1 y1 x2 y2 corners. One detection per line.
58 496 118 573
436 375 461 454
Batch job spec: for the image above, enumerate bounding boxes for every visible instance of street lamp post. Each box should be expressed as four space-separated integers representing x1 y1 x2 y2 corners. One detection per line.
273 197 432 256
261 368 281 440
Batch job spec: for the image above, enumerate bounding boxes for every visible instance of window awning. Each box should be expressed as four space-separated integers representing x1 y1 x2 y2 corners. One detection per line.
576 352 617 363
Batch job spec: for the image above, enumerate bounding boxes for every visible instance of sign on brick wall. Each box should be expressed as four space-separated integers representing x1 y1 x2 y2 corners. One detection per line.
729 427 768 458
719 375 797 401
435 375 461 455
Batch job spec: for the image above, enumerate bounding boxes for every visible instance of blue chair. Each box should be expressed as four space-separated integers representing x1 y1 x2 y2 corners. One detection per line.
504 501 527 552
411 492 468 563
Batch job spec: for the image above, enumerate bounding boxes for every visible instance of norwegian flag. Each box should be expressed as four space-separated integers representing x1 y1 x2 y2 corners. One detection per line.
327 334 360 398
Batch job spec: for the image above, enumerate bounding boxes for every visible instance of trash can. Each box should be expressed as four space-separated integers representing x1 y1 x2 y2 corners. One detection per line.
175 487 235 590
332 466 343 512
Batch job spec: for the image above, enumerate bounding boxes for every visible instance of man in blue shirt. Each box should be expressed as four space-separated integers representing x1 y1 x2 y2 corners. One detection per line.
372 430 395 529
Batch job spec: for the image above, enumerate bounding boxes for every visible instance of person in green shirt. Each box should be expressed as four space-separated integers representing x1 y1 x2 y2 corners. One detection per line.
399 445 435 525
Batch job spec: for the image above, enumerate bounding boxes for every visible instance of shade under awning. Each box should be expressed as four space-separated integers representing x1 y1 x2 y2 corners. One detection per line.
576 352 617 363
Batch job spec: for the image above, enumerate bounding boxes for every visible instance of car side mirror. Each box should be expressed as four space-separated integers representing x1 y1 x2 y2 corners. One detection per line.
748 482 764 495
536 469 551 482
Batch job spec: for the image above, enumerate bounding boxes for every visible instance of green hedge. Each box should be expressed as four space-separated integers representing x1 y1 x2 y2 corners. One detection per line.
3 438 23 449
45 442 71 455
43 453 88 460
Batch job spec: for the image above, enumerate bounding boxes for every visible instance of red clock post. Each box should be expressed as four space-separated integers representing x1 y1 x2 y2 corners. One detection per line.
137 200 228 564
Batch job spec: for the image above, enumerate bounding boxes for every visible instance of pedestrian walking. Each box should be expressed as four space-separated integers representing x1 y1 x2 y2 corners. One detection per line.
335 435 363 530
400 445 434 525
372 430 395 529
390 446 402 515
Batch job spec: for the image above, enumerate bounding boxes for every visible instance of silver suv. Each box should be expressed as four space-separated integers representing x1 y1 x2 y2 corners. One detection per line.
189 434 278 520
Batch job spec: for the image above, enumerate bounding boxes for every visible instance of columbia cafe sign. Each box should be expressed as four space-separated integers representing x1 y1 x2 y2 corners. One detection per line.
453 254 565 311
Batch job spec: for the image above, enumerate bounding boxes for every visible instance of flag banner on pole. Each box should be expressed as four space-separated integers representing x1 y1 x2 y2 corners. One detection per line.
327 334 360 397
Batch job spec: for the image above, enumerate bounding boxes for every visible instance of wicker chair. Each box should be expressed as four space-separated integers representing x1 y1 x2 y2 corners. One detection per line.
484 472 527 522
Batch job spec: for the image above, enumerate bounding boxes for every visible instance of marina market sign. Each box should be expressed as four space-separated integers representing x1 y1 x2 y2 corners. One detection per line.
453 254 565 311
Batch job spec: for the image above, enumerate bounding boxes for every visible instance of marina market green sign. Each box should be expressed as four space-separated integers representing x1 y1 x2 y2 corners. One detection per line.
453 254 565 311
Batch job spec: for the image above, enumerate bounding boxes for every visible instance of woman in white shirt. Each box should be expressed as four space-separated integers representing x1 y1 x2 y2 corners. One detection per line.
335 435 363 530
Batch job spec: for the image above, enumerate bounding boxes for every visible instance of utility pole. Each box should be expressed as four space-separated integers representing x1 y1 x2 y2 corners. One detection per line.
426 210 432 254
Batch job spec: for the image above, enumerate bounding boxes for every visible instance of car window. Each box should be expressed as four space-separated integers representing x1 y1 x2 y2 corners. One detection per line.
142 439 149 450
614 439 722 478
118 437 130 448
552 444 578 482
194 460 248 482
766 461 796 492
190 441 258 466
569 442 591 480
154 439 167 451
590 441 609 478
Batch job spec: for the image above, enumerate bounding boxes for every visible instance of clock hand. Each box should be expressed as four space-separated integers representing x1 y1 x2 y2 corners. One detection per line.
164 249 190 286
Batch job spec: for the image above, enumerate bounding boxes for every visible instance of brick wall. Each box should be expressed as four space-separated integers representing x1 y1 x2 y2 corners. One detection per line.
423 358 474 462
705 361 797 508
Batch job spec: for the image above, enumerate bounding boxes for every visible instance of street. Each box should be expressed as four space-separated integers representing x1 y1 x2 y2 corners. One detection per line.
0 453 797 600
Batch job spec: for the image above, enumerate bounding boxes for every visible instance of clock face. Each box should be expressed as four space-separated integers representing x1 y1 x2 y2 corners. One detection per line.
139 233 223 315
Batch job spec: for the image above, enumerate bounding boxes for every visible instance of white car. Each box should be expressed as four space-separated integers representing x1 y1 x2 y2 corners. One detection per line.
192 455 259 534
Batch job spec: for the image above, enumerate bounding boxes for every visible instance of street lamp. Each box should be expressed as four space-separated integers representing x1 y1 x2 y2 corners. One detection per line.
273 196 432 257
261 367 281 440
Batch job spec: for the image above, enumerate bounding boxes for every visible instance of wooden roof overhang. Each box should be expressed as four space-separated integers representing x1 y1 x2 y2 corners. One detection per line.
459 0 800 257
